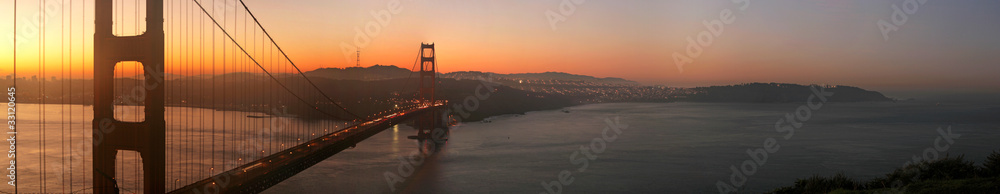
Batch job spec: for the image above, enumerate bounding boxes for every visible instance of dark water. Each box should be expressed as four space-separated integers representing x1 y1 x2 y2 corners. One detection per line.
5 103 351 193
4 101 998 193
266 102 1000 193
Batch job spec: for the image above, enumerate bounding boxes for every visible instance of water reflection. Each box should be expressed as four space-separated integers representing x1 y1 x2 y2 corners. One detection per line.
411 127 449 156
395 125 450 193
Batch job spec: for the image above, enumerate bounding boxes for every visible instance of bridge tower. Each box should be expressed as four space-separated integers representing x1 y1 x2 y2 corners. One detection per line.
92 0 166 193
415 43 440 141
418 43 436 104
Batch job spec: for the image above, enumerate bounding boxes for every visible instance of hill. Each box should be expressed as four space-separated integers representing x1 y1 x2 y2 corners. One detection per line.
297 65 639 85
441 71 638 85
684 83 893 103
304 65 414 81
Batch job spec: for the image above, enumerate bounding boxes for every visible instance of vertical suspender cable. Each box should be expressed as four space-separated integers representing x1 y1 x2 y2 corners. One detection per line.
222 0 228 177
166 1 172 187
78 0 85 189
67 0 73 191
40 1 46 191
60 1 66 192
211 0 216 177
10 1 15 192
202 1 208 177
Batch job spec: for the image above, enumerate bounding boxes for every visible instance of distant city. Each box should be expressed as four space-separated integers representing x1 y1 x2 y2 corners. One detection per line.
2 65 892 107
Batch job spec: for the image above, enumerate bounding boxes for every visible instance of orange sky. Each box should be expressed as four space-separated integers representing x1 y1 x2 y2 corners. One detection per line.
2 0 999 91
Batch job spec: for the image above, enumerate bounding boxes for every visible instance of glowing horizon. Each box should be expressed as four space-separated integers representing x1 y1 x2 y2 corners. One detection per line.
2 0 999 91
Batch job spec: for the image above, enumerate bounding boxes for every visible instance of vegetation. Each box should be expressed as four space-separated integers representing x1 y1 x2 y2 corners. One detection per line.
984 150 1000 177
770 150 1000 194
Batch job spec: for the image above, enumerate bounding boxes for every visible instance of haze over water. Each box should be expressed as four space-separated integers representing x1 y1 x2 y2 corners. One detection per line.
267 100 1000 193
5 94 999 193
6 103 350 193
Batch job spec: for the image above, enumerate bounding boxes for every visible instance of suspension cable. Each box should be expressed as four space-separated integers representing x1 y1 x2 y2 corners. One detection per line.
237 0 363 120
191 0 354 121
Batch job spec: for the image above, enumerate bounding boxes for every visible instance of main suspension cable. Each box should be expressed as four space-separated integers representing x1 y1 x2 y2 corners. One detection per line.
191 0 353 121
237 0 363 120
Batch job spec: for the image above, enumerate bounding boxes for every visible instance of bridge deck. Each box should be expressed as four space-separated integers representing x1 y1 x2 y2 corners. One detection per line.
170 104 444 194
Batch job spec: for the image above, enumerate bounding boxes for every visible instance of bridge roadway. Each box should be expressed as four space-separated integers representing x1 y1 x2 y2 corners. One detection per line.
170 103 446 194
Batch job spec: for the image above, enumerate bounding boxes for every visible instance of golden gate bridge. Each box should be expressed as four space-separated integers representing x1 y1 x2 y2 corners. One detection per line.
7 0 449 193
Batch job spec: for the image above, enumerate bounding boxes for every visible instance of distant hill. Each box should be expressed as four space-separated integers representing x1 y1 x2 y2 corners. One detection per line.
683 83 893 103
300 65 639 85
441 71 638 85
304 65 414 81
509 72 635 83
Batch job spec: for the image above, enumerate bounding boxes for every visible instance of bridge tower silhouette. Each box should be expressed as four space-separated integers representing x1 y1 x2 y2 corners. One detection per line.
416 43 440 141
419 43 436 105
92 0 166 193
79 0 447 191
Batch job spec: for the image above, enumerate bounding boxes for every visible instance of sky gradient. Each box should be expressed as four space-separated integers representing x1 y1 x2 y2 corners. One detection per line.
2 0 999 91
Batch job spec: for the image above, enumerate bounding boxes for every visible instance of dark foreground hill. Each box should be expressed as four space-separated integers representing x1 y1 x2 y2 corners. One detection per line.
770 150 1000 194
